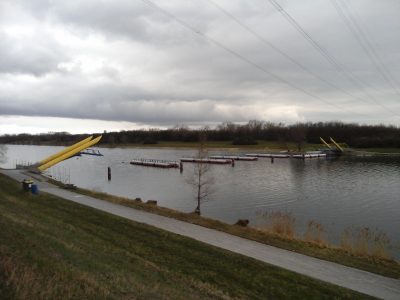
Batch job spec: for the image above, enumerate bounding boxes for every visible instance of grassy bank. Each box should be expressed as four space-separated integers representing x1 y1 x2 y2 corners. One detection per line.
98 140 322 151
8 139 400 153
8 140 316 150
0 173 373 300
100 141 400 154
69 185 400 279
353 148 400 154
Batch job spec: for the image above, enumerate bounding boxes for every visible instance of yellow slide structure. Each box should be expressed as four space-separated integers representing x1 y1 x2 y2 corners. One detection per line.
329 137 344 152
38 136 102 172
39 136 93 165
319 137 332 149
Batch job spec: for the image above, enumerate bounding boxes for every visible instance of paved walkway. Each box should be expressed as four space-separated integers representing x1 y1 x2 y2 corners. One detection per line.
2 169 399 299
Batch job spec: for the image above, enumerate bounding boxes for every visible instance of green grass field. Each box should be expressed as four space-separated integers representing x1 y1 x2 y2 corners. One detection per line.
70 185 400 279
0 173 374 299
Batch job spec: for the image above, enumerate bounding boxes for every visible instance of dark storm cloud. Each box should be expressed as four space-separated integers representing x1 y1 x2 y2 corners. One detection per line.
1 0 400 128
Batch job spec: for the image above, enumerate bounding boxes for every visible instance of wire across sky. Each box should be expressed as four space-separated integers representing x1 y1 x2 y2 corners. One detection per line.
141 0 400 119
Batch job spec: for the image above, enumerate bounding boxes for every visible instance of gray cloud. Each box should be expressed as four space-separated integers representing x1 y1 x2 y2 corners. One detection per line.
0 30 67 76
1 0 400 131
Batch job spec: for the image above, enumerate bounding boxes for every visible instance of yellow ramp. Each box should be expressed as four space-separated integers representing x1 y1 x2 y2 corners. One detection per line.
39 136 93 165
329 137 344 152
38 136 102 171
319 137 332 149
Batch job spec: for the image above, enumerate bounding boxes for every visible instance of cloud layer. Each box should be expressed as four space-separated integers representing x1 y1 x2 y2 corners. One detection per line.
1 0 400 133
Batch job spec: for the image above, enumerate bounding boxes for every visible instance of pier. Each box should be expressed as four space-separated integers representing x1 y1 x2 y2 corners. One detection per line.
292 153 327 159
209 155 258 161
80 148 103 156
130 151 328 169
246 153 290 158
180 158 233 164
130 159 179 168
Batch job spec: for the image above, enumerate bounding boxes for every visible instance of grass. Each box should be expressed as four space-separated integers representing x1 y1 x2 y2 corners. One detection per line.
0 173 374 300
258 211 296 238
353 148 400 154
304 221 328 247
100 141 400 155
63 184 400 279
99 140 322 151
21 138 400 153
10 137 400 154
257 211 395 265
341 227 392 260
258 211 395 259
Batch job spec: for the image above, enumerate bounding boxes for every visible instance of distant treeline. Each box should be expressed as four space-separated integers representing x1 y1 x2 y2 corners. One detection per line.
1 121 400 148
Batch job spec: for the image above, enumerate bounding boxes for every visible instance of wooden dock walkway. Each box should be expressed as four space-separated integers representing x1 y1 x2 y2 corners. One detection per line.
180 158 232 164
209 155 258 161
245 153 290 158
130 159 179 168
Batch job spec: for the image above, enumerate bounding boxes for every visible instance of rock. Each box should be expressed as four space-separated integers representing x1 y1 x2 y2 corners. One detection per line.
235 219 249 227
146 200 157 205
64 184 77 190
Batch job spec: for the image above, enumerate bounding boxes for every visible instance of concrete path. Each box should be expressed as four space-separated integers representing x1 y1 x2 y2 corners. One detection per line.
2 169 399 299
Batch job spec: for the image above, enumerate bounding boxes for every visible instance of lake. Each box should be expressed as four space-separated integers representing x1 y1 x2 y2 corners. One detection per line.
2 144 399 257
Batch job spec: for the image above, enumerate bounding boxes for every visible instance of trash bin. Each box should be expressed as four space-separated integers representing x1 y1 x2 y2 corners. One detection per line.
31 184 39 195
22 179 34 192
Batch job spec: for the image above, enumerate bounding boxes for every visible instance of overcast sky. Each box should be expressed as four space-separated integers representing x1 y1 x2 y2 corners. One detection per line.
1 0 400 134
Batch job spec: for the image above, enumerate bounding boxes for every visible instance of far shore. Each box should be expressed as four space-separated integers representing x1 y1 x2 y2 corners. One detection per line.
4 140 400 154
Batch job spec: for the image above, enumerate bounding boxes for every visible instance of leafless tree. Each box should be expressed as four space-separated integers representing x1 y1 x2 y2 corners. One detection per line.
290 124 307 152
0 144 7 164
189 130 214 215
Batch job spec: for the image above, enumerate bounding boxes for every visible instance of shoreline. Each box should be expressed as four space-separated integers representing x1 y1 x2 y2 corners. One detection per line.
1 171 386 299
3 141 400 154
3 168 398 279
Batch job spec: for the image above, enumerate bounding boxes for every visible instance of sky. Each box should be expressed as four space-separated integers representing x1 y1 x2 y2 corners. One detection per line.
1 0 400 134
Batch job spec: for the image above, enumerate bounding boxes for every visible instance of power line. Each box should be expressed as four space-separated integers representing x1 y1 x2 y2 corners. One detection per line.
331 0 400 95
268 0 341 71
267 0 400 117
140 0 368 118
205 0 376 109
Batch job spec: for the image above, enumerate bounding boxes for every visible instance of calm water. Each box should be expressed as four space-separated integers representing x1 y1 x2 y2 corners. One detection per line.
2 145 400 257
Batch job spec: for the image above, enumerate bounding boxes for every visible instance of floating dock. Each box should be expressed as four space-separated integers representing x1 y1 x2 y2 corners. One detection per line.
209 155 258 161
292 152 327 159
80 148 103 156
245 153 290 158
180 158 232 164
130 159 179 168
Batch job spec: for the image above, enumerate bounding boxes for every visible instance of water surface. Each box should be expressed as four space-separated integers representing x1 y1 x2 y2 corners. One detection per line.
2 145 399 257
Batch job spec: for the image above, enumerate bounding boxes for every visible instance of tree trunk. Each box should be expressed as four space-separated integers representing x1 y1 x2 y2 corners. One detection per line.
195 176 201 214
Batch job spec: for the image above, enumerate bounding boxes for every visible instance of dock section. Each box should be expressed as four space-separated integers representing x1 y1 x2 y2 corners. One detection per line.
209 155 258 161
180 158 232 164
292 153 327 159
130 159 179 168
246 153 290 158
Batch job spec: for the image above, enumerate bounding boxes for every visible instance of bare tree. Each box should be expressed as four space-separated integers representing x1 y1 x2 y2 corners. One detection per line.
290 124 307 152
190 130 214 215
0 144 7 164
